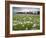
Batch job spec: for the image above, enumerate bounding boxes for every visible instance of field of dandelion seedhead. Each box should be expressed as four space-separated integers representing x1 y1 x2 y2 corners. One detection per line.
13 14 40 31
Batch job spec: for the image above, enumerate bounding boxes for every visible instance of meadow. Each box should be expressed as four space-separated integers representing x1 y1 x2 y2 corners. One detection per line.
13 14 40 31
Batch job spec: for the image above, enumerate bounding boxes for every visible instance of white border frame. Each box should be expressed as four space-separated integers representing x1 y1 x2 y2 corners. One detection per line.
10 4 43 34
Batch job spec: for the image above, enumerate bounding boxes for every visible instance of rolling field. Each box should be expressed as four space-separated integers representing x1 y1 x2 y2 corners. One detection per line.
13 14 40 31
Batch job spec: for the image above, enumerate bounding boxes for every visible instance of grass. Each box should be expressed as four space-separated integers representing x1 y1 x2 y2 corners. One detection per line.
13 14 40 31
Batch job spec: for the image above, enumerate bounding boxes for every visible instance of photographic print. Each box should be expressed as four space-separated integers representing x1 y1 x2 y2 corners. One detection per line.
5 1 45 37
13 7 40 31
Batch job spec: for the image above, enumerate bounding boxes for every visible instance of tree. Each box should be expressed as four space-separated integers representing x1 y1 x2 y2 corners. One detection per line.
37 11 40 15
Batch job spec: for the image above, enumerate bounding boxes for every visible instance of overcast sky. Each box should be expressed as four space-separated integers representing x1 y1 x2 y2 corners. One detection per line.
13 7 40 13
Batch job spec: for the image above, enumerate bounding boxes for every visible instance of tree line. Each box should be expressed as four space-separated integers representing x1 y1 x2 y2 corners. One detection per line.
16 11 40 15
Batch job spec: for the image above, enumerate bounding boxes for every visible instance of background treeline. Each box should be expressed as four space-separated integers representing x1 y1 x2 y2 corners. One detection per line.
16 11 40 15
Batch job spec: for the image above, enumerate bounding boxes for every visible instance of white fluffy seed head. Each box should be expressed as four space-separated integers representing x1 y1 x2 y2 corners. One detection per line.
32 24 36 27
27 21 30 23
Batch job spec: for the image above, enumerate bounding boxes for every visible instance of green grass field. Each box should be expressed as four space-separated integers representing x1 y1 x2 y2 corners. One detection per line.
13 14 40 31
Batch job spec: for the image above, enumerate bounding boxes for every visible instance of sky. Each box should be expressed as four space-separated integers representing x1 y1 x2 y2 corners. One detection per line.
13 7 40 13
